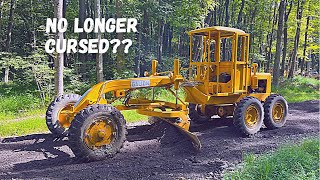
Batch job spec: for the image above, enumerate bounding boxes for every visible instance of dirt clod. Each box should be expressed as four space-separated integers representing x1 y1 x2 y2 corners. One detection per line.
0 100 319 179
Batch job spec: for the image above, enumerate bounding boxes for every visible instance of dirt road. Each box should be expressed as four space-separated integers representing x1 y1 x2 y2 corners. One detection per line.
0 100 319 179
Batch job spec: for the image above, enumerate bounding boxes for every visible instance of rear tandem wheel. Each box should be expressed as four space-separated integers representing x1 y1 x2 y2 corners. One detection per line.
233 96 264 137
263 94 288 129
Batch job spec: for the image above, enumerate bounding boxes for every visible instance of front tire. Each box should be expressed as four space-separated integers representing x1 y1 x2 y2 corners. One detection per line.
263 94 288 129
69 104 127 162
46 94 81 136
233 97 264 136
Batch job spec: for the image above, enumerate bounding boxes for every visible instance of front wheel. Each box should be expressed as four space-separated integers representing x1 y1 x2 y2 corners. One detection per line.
69 104 127 162
263 94 288 129
233 97 264 136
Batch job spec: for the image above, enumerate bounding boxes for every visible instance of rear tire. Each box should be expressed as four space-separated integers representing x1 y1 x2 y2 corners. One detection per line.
46 94 81 136
233 97 264 136
263 94 288 129
69 104 127 162
188 104 211 124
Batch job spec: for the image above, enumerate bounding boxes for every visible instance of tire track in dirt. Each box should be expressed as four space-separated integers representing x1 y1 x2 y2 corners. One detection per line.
0 100 319 179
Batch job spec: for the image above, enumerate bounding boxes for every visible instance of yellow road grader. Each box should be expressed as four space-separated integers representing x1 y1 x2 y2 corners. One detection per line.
46 26 288 161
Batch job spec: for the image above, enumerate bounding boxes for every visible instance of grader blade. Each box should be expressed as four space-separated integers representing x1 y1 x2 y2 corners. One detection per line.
160 118 202 151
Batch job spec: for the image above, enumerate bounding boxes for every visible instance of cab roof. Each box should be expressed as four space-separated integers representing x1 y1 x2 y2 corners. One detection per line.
188 26 247 37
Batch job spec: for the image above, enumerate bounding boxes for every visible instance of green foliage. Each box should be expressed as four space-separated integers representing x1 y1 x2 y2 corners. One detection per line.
273 76 320 102
225 138 320 180
0 82 44 122
0 94 41 114
0 117 47 137
0 52 23 68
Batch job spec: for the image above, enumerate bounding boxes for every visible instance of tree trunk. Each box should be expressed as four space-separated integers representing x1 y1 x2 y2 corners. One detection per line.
3 0 16 84
310 53 315 72
134 27 141 77
249 0 258 54
213 7 217 25
266 1 277 72
204 10 213 26
218 5 223 25
54 0 64 96
168 26 173 57
237 0 245 28
95 0 103 82
162 23 169 55
288 0 305 78
5 0 15 52
222 0 229 61
301 15 310 75
178 33 182 57
231 1 235 26
0 0 4 34
157 19 164 64
140 8 149 76
272 0 285 87
4 67 9 83
116 0 124 71
281 0 293 76
78 0 87 75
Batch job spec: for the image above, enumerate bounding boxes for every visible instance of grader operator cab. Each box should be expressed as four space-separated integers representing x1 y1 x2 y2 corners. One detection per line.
46 26 288 161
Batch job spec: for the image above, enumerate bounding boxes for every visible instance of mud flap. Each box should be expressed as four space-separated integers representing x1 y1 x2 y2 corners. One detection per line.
160 119 202 151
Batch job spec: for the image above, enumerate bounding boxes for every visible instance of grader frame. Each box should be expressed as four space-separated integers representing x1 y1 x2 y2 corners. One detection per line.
46 26 288 161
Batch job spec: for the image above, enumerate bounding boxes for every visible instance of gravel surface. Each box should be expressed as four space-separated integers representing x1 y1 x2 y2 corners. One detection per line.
0 100 319 180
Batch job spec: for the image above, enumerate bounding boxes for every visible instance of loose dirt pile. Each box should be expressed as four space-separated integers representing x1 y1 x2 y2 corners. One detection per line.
0 100 319 179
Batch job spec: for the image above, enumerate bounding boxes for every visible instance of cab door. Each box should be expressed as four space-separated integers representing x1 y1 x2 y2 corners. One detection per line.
233 34 250 93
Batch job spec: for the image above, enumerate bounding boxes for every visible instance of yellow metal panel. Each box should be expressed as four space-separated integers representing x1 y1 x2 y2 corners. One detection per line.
188 26 247 36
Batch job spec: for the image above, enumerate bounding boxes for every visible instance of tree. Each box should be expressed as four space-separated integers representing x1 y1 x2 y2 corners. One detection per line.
222 0 230 61
280 0 292 76
78 0 87 74
95 0 103 83
266 1 278 72
157 18 164 64
272 0 285 87
54 0 64 95
0 0 4 32
116 0 124 72
288 0 306 78
301 15 310 75
3 0 16 84
237 0 245 28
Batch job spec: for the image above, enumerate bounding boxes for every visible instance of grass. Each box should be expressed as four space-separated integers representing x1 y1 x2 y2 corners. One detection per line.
224 138 320 180
273 76 320 103
122 110 147 122
0 117 48 137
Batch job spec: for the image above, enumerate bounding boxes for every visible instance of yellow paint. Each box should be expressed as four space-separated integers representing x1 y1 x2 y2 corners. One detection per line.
58 103 75 128
245 105 259 128
272 102 285 122
84 119 113 149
